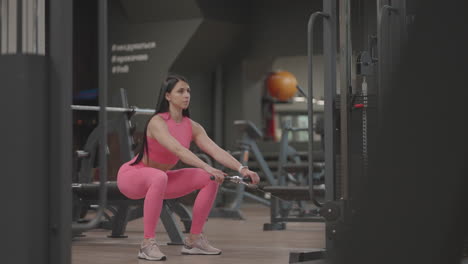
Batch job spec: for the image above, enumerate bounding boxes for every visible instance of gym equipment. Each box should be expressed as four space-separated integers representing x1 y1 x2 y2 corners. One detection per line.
71 104 154 115
288 0 407 262
209 120 274 220
260 1 337 262
73 183 192 244
263 119 325 231
210 175 317 208
266 71 299 101
72 88 193 245
211 118 326 224
282 1 339 262
211 174 328 232
210 175 256 188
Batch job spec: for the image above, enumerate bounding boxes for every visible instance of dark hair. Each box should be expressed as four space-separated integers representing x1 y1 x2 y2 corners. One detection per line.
131 74 190 165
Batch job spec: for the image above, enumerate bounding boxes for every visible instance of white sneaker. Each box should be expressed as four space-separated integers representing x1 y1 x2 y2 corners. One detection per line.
181 235 222 255
138 238 166 261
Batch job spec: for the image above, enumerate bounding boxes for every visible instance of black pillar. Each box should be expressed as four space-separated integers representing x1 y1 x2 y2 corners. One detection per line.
1 55 49 263
48 0 73 263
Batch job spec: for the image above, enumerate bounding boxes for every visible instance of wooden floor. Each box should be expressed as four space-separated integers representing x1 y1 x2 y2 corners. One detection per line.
72 204 325 264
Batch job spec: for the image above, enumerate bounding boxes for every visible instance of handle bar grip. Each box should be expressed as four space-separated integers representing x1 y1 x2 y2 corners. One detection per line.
210 175 251 182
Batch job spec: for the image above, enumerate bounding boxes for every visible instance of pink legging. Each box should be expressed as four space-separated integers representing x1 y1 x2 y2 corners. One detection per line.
117 159 218 239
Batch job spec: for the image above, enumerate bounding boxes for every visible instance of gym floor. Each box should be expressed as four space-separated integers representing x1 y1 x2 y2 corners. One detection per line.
72 203 325 264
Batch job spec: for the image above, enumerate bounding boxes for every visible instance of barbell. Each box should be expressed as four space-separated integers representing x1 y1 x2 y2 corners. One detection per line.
71 105 154 115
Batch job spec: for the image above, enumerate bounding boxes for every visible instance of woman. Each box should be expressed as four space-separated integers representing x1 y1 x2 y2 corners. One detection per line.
117 74 260 261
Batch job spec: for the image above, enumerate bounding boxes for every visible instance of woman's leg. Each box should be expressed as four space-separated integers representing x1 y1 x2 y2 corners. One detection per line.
117 165 168 239
164 168 219 234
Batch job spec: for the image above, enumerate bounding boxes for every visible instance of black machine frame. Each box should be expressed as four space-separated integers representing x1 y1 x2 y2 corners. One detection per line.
290 0 409 263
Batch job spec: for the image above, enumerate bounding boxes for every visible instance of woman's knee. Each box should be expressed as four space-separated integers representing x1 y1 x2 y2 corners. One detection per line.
194 168 218 185
192 168 211 178
194 169 218 189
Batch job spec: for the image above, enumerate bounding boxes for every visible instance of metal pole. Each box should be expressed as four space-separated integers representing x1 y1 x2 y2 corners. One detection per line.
71 104 155 115
72 0 108 231
339 0 352 199
17 0 22 53
377 0 398 127
323 0 337 202
307 11 328 207
48 0 73 262
296 85 308 98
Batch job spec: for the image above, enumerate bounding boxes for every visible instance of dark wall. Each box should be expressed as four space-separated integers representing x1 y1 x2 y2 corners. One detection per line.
73 0 99 150
248 0 323 58
177 71 215 134
73 0 98 97
108 1 203 130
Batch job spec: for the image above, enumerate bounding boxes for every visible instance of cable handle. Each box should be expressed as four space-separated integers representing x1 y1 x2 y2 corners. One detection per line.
209 175 252 183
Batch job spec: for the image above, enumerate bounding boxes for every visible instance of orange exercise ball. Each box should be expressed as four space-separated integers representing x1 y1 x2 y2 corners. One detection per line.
266 71 298 101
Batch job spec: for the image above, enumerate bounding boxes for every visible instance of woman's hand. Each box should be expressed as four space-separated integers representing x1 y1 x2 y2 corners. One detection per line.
204 166 227 184
240 168 260 184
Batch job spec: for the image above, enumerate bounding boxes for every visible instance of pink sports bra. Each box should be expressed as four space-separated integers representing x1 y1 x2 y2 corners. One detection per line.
146 112 192 165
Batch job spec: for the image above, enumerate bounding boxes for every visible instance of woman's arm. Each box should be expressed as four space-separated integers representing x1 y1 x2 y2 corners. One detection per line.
192 120 260 184
148 116 226 182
